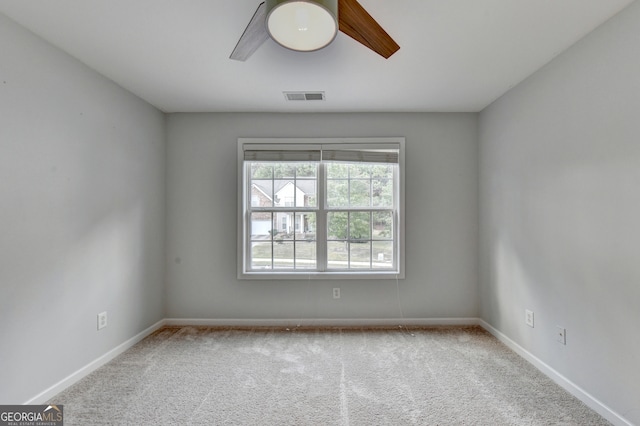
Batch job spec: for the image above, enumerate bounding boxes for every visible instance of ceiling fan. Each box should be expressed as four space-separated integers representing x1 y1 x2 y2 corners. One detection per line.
230 0 400 61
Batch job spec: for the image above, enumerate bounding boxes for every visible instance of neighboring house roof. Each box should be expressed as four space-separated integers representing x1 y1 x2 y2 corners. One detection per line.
252 180 316 200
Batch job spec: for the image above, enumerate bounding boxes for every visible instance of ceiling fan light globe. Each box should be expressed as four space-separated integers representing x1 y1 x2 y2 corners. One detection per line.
266 0 338 52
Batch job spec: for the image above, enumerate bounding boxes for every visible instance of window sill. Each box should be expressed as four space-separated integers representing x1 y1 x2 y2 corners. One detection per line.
238 271 404 280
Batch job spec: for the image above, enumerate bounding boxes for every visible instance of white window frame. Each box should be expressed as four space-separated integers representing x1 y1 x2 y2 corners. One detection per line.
237 137 405 280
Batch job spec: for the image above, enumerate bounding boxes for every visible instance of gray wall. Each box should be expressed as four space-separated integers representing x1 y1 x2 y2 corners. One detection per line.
166 113 478 321
478 2 640 424
0 14 166 403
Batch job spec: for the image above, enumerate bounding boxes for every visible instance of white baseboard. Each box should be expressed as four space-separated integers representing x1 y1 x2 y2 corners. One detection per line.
24 319 166 405
478 320 632 426
164 317 481 327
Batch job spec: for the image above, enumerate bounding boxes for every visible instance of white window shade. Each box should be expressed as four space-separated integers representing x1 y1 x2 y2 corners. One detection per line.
243 150 321 162
244 143 399 164
321 149 399 164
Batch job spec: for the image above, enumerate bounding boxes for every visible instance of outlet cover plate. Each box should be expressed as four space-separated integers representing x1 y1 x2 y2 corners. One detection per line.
333 288 340 299
97 311 108 330
525 309 534 328
556 326 566 344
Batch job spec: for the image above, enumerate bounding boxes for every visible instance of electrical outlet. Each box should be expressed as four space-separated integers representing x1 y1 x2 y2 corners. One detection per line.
525 309 534 328
97 311 108 330
333 288 340 299
556 326 566 344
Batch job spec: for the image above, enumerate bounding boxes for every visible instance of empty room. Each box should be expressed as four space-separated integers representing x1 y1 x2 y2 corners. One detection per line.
1 1 638 424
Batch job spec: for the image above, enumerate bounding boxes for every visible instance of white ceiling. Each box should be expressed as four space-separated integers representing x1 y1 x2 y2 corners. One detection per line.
0 0 634 113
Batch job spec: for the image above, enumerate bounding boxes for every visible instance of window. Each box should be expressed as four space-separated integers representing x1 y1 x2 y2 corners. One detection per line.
238 138 404 279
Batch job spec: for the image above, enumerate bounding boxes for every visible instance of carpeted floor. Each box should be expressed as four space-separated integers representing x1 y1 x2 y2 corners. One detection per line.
50 325 610 425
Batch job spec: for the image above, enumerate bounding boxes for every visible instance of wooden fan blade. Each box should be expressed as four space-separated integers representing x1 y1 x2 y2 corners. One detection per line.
338 0 399 59
230 2 269 61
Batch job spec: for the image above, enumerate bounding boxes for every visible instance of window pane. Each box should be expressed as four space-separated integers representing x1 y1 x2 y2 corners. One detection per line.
251 241 272 269
350 180 370 207
326 180 348 208
273 164 296 179
372 211 393 240
295 241 316 269
371 164 393 179
273 242 294 269
305 193 316 208
350 164 371 178
301 212 316 236
327 241 348 269
271 214 278 237
275 213 294 239
372 241 394 269
372 178 393 207
297 179 317 207
327 212 348 240
251 180 273 207
273 180 292 207
349 212 370 241
251 212 273 238
327 180 349 207
350 241 371 269
327 163 348 178
251 163 273 179
296 163 317 177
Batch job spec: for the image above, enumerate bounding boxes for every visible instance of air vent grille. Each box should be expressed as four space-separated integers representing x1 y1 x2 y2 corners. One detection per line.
283 91 325 101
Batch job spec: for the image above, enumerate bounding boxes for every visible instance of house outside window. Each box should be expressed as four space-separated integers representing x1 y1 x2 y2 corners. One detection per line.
238 138 405 279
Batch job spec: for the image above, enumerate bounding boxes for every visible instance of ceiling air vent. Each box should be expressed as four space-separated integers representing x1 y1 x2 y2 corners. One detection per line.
283 91 325 101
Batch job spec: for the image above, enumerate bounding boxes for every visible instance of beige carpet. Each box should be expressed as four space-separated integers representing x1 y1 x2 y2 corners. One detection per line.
50 326 609 425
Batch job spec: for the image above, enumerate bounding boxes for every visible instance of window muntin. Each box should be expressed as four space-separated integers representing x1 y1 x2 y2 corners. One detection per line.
239 138 404 279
